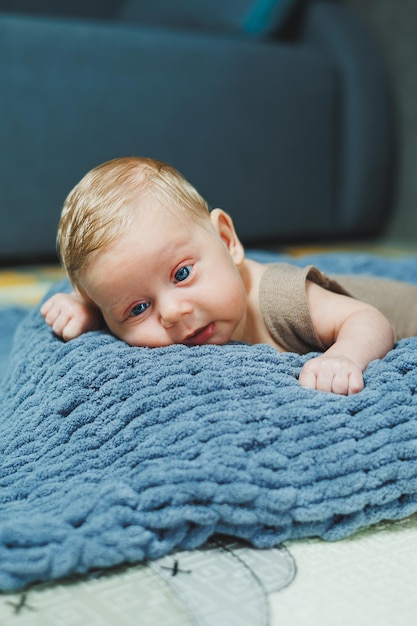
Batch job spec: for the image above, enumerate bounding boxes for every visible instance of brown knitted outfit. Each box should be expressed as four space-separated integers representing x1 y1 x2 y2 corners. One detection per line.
259 263 417 354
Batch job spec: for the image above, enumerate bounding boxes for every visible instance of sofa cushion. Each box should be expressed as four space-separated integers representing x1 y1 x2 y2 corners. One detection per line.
0 12 337 261
0 0 120 19
119 0 252 32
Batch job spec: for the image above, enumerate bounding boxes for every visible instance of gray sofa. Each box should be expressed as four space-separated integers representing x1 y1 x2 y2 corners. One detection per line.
0 0 394 262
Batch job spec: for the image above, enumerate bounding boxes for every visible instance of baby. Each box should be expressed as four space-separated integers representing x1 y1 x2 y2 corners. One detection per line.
41 156 417 395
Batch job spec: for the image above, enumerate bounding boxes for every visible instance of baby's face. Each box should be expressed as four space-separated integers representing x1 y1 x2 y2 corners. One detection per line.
79 203 248 347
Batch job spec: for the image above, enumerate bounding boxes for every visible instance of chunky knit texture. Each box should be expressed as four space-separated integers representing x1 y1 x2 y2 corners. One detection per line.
1 252 417 591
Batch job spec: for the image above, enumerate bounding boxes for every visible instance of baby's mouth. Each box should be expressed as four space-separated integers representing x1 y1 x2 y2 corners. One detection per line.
184 322 216 346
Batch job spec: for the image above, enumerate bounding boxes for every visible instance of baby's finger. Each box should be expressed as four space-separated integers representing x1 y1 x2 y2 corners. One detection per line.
346 370 364 395
51 313 72 338
298 363 319 391
40 298 55 318
61 317 88 341
42 305 61 327
331 370 350 396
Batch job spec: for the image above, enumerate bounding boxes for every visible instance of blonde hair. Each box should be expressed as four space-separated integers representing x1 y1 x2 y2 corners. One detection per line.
58 156 210 287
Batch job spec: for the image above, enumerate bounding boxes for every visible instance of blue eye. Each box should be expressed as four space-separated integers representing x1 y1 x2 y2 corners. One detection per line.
174 265 192 283
130 302 151 317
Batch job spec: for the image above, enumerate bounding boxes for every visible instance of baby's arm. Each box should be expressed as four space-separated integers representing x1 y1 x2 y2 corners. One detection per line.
299 281 395 395
40 291 103 341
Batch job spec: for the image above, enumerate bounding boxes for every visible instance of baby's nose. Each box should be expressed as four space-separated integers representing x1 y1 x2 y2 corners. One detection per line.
160 297 193 328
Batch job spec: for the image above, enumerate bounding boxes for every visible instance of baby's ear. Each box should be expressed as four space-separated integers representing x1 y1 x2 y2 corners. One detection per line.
209 208 245 266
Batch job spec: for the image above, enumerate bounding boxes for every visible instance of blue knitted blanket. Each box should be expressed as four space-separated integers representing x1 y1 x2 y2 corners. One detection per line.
1 252 417 591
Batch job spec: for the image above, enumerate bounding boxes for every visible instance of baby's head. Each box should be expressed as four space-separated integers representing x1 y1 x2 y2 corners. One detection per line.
57 156 248 348
58 156 211 289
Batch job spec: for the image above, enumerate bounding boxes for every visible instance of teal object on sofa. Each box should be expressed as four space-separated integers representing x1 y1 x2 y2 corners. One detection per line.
0 1 394 261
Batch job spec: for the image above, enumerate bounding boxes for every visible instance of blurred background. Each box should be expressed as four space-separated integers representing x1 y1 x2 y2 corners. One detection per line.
0 0 416 264
342 0 417 246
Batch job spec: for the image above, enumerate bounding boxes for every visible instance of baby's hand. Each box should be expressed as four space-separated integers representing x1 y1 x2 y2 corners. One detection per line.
40 292 103 341
298 354 364 395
